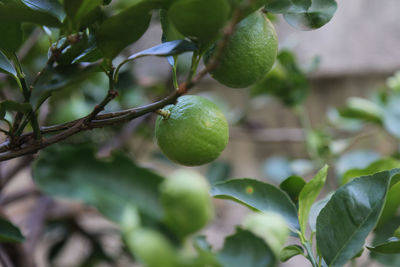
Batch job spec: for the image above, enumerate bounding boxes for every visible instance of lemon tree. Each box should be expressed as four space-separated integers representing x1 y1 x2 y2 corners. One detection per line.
205 11 278 88
155 95 229 166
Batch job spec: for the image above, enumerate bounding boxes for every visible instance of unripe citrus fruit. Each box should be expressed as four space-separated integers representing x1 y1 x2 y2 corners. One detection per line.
168 0 231 44
160 170 214 238
242 212 290 256
155 95 229 166
205 11 278 88
125 228 177 267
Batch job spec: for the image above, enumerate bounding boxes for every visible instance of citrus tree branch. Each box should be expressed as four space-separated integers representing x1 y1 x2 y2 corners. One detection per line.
0 8 244 162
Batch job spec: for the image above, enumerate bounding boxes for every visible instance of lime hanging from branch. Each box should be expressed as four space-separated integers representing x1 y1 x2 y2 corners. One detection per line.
155 95 229 166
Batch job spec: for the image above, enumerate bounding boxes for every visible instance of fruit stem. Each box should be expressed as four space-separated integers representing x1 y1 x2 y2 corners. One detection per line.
155 109 171 120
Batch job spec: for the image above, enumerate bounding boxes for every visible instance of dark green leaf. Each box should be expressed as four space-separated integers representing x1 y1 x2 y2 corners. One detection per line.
206 161 232 185
0 217 24 243
0 50 17 76
71 34 102 64
64 0 102 27
283 0 337 30
298 165 327 237
279 245 304 262
126 40 197 61
340 158 400 228
0 100 32 119
96 1 158 59
368 237 400 254
211 178 299 229
265 0 311 13
32 145 165 223
308 193 331 232
371 217 400 266
279 175 306 203
30 63 99 107
218 228 276 267
316 169 400 266
0 22 23 53
0 0 63 27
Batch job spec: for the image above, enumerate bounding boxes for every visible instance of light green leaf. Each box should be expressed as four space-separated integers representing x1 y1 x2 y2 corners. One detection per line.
316 169 400 266
370 217 400 266
279 245 304 262
298 165 327 237
211 178 299 230
218 227 276 267
0 22 22 53
367 237 400 254
0 50 17 76
279 175 306 203
0 217 24 243
32 145 165 223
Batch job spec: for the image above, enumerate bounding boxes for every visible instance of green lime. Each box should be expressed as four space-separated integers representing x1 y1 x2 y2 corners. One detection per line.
125 228 177 267
160 170 214 238
155 95 229 166
242 212 290 256
168 0 231 44
205 11 278 88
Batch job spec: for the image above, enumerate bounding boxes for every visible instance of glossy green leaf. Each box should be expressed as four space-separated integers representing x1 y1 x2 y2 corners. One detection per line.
316 169 400 266
0 22 22 53
22 0 65 21
368 237 400 254
218 227 276 267
283 0 337 30
279 245 304 262
211 178 299 229
0 0 63 27
126 40 197 61
298 165 327 237
96 1 158 59
279 175 306 203
308 193 332 232
30 63 99 107
0 50 17 76
264 0 337 30
371 217 400 266
0 217 24 243
32 145 165 223
341 158 400 228
265 0 311 13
